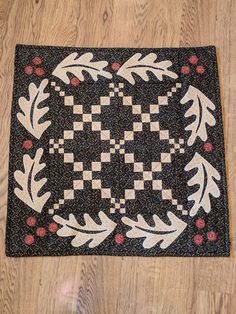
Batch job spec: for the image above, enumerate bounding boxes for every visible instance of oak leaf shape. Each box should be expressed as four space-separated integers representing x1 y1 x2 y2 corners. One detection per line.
53 211 117 248
180 85 216 146
122 211 187 249
184 152 221 217
52 52 112 84
117 53 178 84
17 79 51 139
14 148 51 213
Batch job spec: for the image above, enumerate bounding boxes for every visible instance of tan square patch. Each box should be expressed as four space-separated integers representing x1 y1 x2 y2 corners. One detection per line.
161 153 171 163
124 131 134 141
101 153 111 162
92 162 101 171
64 96 74 106
100 130 110 140
64 130 74 139
101 188 111 198
159 130 169 140
151 162 162 171
125 153 134 163
64 189 74 199
73 122 83 131
123 96 132 106
91 105 101 114
132 105 142 114
150 104 159 113
133 122 143 132
158 96 168 105
92 122 101 131
152 180 162 190
73 105 83 114
100 96 110 106
141 113 150 122
150 122 160 132
143 171 152 180
73 180 84 190
83 114 92 122
74 162 83 172
64 153 74 163
134 180 144 190
125 190 135 200
83 171 92 180
162 189 172 200
134 162 143 172
92 179 102 189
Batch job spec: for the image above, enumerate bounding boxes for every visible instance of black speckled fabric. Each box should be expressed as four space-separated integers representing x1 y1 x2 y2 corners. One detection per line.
6 44 229 257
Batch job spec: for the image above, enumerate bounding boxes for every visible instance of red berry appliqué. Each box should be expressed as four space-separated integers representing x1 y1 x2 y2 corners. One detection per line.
32 56 42 65
204 142 213 152
193 234 204 246
48 223 58 233
26 216 36 227
70 77 80 86
195 218 205 229
189 55 198 64
115 233 124 244
181 66 190 75
35 67 45 76
36 227 46 237
111 63 121 71
207 231 217 241
22 139 33 150
196 65 205 74
24 65 33 75
24 234 34 245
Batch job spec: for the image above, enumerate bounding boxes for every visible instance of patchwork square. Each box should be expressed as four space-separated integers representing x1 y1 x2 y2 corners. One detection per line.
6 45 229 257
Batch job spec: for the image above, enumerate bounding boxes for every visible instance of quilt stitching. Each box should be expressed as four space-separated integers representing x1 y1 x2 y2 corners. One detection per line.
6 45 230 256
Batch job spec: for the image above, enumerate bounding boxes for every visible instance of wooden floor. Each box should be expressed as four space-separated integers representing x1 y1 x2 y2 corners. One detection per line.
0 0 235 313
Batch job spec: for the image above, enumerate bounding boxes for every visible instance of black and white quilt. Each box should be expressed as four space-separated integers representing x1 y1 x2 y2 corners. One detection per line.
6 45 230 257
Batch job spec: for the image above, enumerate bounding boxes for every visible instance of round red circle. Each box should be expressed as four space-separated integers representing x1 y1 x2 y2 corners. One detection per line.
48 223 58 233
32 56 42 65
22 139 33 150
189 55 198 64
26 216 36 227
196 65 205 74
35 67 45 76
36 227 46 237
193 234 204 246
181 66 190 75
115 233 124 244
24 65 33 75
111 63 121 71
207 231 217 241
195 218 205 229
70 77 80 86
204 142 213 152
24 234 34 245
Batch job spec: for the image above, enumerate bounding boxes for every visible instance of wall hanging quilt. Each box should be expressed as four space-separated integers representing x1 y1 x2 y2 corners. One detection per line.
6 45 230 257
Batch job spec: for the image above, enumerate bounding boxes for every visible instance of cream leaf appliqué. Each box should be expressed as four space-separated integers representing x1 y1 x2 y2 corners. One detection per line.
116 53 178 84
14 148 51 213
180 85 216 146
17 79 51 139
122 212 187 249
185 152 221 217
53 211 117 248
52 52 112 84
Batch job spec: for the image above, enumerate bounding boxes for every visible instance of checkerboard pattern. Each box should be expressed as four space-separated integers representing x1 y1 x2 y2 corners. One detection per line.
49 81 187 215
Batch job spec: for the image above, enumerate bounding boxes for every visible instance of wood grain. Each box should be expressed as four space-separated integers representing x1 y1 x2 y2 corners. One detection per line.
0 0 235 313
